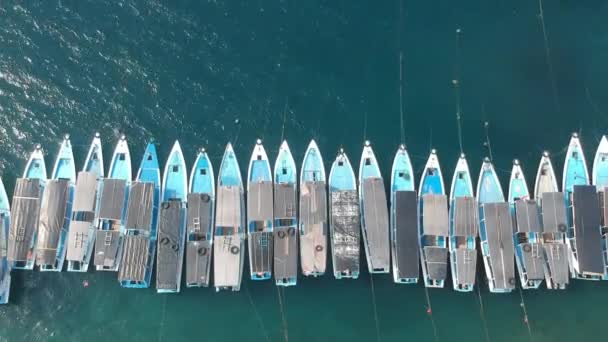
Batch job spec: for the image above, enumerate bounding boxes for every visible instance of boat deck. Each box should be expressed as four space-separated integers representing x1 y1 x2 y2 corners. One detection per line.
94 179 127 270
186 192 213 287
330 190 360 278
118 235 149 283
124 182 154 234
274 183 298 286
599 188 608 277
514 200 545 286
118 182 155 285
540 192 569 289
247 181 273 279
8 178 41 269
299 181 327 276
481 202 516 292
361 178 390 273
156 200 184 292
570 185 604 278
451 196 478 290
421 194 448 285
214 186 244 290
392 190 419 283
36 179 70 269
66 172 98 271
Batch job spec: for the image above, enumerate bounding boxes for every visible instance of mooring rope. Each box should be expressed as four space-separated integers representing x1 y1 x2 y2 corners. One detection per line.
453 28 464 154
276 286 289 342
423 285 440 342
245 284 272 342
538 0 560 114
369 274 381 342
475 274 492 342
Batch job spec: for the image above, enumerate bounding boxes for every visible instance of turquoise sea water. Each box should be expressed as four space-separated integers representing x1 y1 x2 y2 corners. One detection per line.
1 1 608 341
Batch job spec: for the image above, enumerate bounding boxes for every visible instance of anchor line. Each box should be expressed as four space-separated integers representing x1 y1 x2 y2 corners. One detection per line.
454 29 464 154
423 285 440 342
517 282 534 340
276 286 289 342
538 0 561 114
280 99 289 143
369 274 381 342
475 274 492 342
245 284 272 342
363 111 369 141
399 52 406 144
483 120 494 162
398 0 406 144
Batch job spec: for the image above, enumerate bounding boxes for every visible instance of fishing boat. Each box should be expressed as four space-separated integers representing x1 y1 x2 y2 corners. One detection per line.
67 133 104 272
185 148 215 287
328 148 360 279
0 177 11 304
94 135 132 272
299 140 327 277
477 158 515 293
214 143 246 291
8 144 47 270
390 144 418 284
35 135 76 271
418 149 448 288
592 135 608 279
448 153 478 292
358 141 390 274
118 143 161 288
246 139 273 281
273 141 298 286
157 141 188 293
562 133 603 280
509 160 544 289
534 152 569 290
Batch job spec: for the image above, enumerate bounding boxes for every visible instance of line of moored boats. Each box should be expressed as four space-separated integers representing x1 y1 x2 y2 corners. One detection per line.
1 132 608 304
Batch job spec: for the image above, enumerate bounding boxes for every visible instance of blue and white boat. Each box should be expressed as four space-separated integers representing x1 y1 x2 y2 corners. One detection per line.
358 141 390 274
157 141 188 293
562 133 599 280
390 144 418 284
448 154 478 292
534 152 569 290
94 135 132 272
214 143 246 291
0 177 11 304
328 149 360 279
274 141 298 286
36 135 76 271
299 140 328 277
118 143 160 288
10 144 47 270
185 148 215 287
246 139 274 281
477 158 516 293
592 135 608 279
534 152 559 200
67 133 104 272
509 160 543 289
418 149 449 288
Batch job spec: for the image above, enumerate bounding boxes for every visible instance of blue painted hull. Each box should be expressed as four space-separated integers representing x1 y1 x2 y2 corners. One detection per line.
0 178 11 304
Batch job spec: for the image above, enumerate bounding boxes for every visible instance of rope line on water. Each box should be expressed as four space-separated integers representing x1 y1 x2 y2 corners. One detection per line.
453 28 464 154
398 0 406 143
538 0 560 114
483 121 494 162
245 284 272 342
276 286 289 342
475 274 492 342
280 99 289 143
423 285 440 342
517 283 534 341
369 274 381 342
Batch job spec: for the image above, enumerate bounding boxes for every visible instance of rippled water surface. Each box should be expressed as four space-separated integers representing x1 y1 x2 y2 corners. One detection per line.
1 1 608 341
